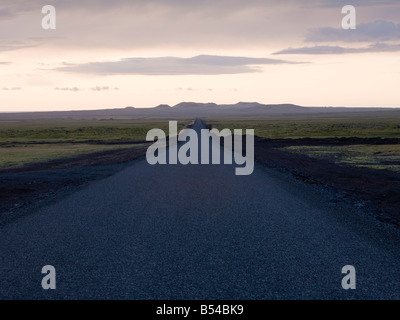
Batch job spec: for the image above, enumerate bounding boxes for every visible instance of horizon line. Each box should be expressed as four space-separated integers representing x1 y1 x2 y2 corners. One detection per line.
1 103 400 114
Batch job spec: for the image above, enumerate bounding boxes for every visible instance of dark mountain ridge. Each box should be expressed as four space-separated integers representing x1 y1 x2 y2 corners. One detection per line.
1 102 399 120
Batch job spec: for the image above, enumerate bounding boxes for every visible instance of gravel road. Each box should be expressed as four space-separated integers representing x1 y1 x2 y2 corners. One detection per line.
1 119 400 299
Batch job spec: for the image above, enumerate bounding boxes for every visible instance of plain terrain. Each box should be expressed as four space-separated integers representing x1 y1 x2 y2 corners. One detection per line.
1 119 400 299
207 117 400 225
1 113 399 225
0 119 191 168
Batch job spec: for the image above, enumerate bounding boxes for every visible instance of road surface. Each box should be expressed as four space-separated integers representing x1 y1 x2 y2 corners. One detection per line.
1 119 400 299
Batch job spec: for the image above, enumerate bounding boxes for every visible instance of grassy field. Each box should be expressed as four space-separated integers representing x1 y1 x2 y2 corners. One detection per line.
0 143 149 168
283 144 400 172
207 118 400 139
0 119 191 168
207 117 400 172
0 119 191 143
2 117 400 170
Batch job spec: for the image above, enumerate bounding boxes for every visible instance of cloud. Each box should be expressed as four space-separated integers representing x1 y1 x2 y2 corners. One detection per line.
2 0 398 12
91 86 120 91
0 41 38 52
0 37 61 52
55 55 300 76
3 87 22 90
317 0 399 7
0 8 15 20
1 1 399 52
0 62 11 65
91 86 109 91
275 43 400 55
54 87 81 92
0 1 327 51
54 86 119 91
306 20 400 43
275 19 400 55
176 87 214 92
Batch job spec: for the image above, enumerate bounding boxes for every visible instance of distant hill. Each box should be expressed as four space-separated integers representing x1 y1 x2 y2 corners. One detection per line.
1 102 400 120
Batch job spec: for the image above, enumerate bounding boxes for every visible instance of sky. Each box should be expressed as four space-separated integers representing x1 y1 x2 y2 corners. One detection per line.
0 0 400 111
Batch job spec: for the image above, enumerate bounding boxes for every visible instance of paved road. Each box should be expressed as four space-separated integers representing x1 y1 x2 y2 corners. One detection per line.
1 119 400 299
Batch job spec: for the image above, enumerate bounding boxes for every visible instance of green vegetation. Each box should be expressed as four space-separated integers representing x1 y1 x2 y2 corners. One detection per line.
0 119 192 168
0 143 147 169
206 117 400 172
0 119 191 143
207 118 400 139
283 145 400 172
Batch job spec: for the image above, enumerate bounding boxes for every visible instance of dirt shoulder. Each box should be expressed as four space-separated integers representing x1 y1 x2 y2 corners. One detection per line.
1 136 399 228
0 146 148 221
254 137 400 227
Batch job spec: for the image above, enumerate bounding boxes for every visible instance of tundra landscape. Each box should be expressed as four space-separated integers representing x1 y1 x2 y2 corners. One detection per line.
1 0 400 311
2 103 400 224
1 103 400 301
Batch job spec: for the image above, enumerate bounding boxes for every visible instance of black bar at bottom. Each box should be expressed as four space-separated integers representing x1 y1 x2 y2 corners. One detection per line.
0 300 394 319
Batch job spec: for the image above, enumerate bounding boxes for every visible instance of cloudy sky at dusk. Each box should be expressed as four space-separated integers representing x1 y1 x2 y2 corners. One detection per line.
1 0 400 111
